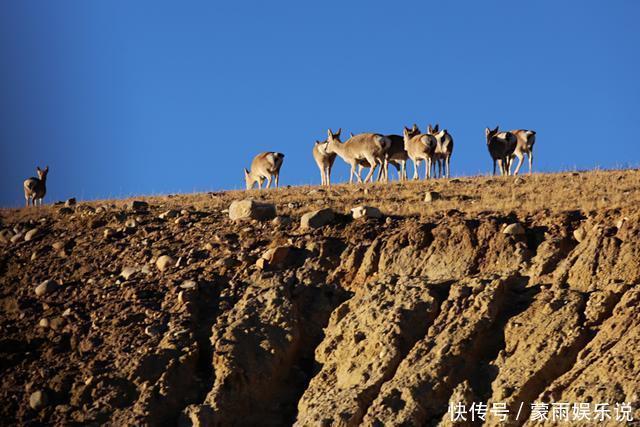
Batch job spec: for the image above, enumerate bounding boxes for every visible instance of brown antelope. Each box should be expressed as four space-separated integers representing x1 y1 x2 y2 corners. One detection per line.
324 128 390 184
312 140 336 186
485 126 517 176
355 125 420 181
508 129 536 175
427 124 454 178
243 152 285 190
24 166 49 207
403 126 437 180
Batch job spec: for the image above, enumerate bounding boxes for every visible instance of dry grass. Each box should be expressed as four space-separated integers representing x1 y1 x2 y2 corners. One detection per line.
2 169 640 224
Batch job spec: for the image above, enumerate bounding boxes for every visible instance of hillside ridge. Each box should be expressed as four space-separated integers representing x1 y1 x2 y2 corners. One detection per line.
1 169 639 425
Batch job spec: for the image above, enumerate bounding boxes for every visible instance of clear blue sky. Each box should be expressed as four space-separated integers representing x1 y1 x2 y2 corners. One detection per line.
1 1 639 206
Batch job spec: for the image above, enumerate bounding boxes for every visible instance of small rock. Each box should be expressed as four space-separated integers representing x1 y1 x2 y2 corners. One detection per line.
180 280 198 290
573 228 586 242
144 325 162 337
125 219 137 228
229 199 276 221
272 216 292 227
424 191 441 202
300 208 335 229
65 198 77 207
261 246 295 269
120 266 139 280
255 258 268 270
39 318 50 328
58 207 74 215
35 280 58 297
49 316 66 331
128 200 149 212
0 229 14 244
62 308 72 317
90 218 106 229
10 233 24 244
351 206 382 219
514 177 525 185
503 223 526 235
24 228 39 242
156 255 175 272
29 390 48 411
52 241 65 251
158 210 179 220
103 228 115 239
177 291 188 304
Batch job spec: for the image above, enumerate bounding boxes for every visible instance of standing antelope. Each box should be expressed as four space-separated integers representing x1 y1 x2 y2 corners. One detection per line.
323 128 390 184
508 129 536 175
427 124 454 178
23 166 49 207
312 140 336 186
243 152 285 190
355 125 420 181
403 126 437 180
485 126 517 176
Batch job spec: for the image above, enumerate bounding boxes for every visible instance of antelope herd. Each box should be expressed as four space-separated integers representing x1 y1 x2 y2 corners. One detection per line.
21 125 536 206
245 124 536 190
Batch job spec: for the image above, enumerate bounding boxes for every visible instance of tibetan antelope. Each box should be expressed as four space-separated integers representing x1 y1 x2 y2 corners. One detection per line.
427 124 454 178
355 125 420 181
243 152 285 190
312 140 336 186
508 129 536 175
23 166 49 207
485 126 517 176
324 128 390 184
403 126 437 180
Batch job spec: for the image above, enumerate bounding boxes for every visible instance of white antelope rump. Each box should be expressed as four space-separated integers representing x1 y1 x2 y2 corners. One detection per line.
485 126 517 176
23 166 49 207
312 140 336 186
243 152 285 190
427 124 454 178
508 129 536 175
403 126 437 180
324 128 391 184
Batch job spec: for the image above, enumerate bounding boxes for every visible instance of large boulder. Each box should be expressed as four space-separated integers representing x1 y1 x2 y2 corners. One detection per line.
228 199 276 221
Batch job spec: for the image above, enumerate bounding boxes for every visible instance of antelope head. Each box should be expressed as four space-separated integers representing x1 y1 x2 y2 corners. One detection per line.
243 167 253 190
325 128 342 153
485 126 500 144
36 166 49 182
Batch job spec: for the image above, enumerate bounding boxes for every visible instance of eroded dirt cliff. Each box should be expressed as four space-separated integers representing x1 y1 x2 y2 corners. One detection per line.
1 171 639 426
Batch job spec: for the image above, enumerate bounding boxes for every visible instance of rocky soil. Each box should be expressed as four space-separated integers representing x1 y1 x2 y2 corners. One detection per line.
1 170 639 426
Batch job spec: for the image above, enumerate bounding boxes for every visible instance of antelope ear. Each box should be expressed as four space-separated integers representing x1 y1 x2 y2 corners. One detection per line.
45 166 49 172
428 125 433 133
37 166 41 172
243 168 250 176
336 128 341 136
350 132 354 138
412 124 418 132
494 125 499 133
485 127 491 136
434 124 440 132
327 129 333 138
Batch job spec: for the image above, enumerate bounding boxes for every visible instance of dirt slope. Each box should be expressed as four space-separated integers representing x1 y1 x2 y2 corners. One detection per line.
0 170 639 426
